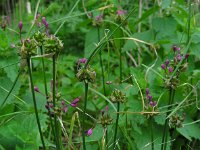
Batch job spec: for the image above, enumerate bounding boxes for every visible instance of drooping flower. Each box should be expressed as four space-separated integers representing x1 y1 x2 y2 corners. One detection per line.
34 86 40 93
70 97 80 107
86 128 93 136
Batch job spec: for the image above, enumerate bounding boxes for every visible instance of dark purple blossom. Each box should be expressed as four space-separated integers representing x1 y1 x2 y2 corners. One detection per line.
34 86 40 93
161 64 166 70
18 21 23 31
117 10 127 16
176 54 182 61
146 88 150 95
169 67 173 73
165 59 170 66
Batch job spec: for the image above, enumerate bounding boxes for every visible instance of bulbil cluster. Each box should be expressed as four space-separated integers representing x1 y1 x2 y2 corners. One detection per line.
17 16 63 59
76 58 96 83
110 89 126 103
161 45 189 88
99 106 113 128
169 113 185 128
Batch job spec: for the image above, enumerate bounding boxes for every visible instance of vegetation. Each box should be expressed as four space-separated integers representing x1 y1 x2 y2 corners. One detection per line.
0 0 200 149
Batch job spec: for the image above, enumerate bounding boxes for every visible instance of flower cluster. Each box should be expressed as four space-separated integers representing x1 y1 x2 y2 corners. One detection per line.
92 14 103 26
17 19 63 59
169 113 185 128
116 9 127 22
110 89 126 103
99 106 113 128
145 88 157 111
76 58 96 83
161 45 189 88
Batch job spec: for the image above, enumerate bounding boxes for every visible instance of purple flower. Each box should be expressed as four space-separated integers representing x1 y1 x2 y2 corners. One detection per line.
161 64 166 70
165 59 170 66
78 58 87 64
18 21 23 31
63 106 68 113
105 105 109 111
146 88 150 95
95 14 103 22
117 10 127 16
172 45 181 52
149 101 154 107
86 128 93 136
169 67 173 73
176 54 182 61
34 86 40 93
49 103 54 108
61 100 65 105
185 54 189 60
153 101 157 106
70 98 80 107
147 95 152 101
42 17 46 24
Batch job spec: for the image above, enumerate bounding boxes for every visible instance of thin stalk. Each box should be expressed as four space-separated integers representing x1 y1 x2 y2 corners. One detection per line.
40 47 56 147
97 27 106 95
119 46 122 82
82 81 88 150
105 128 108 150
1 70 21 107
113 102 120 149
27 58 46 150
150 117 154 150
161 87 175 150
52 55 61 150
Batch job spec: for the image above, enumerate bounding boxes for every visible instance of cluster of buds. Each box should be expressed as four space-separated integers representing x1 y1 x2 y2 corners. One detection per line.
92 14 103 27
76 58 96 83
43 35 63 54
17 19 63 59
0 16 9 30
169 113 185 128
145 88 157 112
161 45 189 88
110 89 126 103
33 31 47 47
116 9 127 23
18 38 37 58
99 106 113 128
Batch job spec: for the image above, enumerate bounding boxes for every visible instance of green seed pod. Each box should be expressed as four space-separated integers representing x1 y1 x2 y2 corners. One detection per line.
33 31 47 47
43 35 63 54
76 66 96 83
18 38 38 58
100 114 113 128
110 89 126 103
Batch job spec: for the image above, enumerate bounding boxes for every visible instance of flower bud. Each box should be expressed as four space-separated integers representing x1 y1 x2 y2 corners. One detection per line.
18 21 23 31
165 59 170 66
86 128 93 136
169 67 173 73
161 64 166 70
34 86 40 93
146 88 150 95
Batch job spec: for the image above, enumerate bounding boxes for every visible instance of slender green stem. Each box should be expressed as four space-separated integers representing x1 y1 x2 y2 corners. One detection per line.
113 102 120 149
119 42 122 82
1 70 21 107
150 117 154 150
161 87 175 150
52 55 61 150
105 128 108 150
40 47 56 147
82 81 88 150
97 27 106 96
27 58 46 150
